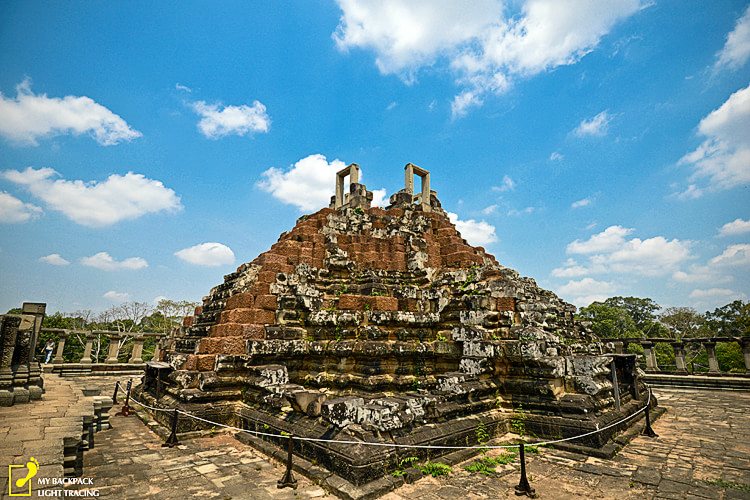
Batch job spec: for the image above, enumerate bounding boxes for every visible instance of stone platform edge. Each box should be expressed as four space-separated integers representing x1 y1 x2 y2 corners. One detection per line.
127 400 664 500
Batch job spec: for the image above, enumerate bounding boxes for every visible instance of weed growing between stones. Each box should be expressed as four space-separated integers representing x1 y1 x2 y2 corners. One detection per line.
418 461 452 477
392 456 418 477
462 453 517 475
510 404 526 437
475 422 489 457
704 479 750 492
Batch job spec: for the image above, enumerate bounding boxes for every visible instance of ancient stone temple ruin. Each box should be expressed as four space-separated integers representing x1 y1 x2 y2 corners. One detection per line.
138 163 649 487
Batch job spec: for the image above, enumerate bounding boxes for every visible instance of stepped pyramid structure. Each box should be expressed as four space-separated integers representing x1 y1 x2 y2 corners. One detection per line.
138 163 649 487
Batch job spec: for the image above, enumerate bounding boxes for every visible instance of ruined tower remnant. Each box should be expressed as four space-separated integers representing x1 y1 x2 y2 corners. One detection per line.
138 164 649 488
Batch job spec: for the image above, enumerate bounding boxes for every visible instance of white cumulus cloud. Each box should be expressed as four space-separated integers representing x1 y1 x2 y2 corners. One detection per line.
175 242 235 267
0 191 43 223
257 154 346 211
103 290 130 302
371 188 388 207
567 225 633 254
82 252 148 271
192 100 270 139
677 83 750 197
2 167 181 227
718 218 750 237
562 225 692 276
573 110 612 137
0 79 141 146
556 277 616 307
551 258 592 278
39 254 70 266
714 5 750 72
709 244 750 267
672 264 732 285
333 0 642 115
448 212 498 246
688 288 738 300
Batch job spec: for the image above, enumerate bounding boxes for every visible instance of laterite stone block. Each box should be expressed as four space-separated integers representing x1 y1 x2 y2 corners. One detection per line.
226 293 254 310
196 354 216 371
255 295 278 311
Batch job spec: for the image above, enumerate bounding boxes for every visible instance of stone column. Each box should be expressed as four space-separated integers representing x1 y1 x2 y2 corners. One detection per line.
10 318 33 404
105 334 121 364
741 337 750 375
0 316 19 406
613 341 624 354
129 336 145 364
673 342 687 374
80 333 95 364
703 342 721 375
53 332 68 365
152 340 162 362
642 342 658 371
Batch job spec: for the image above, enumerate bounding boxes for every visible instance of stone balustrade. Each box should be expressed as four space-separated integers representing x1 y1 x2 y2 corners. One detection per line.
613 336 750 376
41 329 167 377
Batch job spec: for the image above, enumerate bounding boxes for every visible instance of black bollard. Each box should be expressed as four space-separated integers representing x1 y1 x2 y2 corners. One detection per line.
641 404 658 438
115 379 133 417
277 433 297 489
515 444 537 498
163 409 179 448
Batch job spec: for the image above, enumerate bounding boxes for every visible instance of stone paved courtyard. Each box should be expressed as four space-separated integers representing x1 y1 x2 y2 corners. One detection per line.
2 374 750 499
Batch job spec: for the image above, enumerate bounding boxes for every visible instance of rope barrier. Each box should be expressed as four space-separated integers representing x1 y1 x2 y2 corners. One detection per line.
113 380 656 451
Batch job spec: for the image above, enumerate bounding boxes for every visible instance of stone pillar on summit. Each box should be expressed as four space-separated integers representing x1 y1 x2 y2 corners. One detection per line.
81 333 95 364
672 342 687 374
0 316 20 406
703 342 720 374
642 342 658 371
105 334 121 364
742 338 750 375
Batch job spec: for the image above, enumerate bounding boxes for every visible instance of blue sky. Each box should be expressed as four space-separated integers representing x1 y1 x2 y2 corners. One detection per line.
1 1 749 316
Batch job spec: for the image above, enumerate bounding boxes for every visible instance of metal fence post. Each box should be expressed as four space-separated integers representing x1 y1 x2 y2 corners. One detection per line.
115 379 133 416
515 443 536 497
163 409 179 448
641 389 658 438
277 433 297 489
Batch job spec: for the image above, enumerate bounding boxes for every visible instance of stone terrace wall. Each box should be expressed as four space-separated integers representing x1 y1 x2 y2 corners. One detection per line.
167 198 600 403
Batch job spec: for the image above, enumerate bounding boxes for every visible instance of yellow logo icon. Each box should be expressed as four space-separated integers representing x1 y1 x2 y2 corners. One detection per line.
9 457 39 496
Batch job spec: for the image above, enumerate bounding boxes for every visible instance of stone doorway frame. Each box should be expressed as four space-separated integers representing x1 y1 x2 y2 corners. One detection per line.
334 163 360 209
404 163 431 212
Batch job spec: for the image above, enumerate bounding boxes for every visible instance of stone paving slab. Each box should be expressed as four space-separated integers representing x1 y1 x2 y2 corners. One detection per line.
0 374 94 497
3 374 750 499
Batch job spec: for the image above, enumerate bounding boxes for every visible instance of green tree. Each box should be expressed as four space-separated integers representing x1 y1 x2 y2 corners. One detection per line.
153 299 199 333
602 296 660 331
704 300 750 337
658 307 704 339
577 302 638 338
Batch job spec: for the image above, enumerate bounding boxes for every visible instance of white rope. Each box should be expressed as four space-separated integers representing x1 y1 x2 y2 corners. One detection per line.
115 381 171 413
115 379 656 451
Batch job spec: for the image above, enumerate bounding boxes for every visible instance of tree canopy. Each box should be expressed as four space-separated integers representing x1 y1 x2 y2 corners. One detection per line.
576 297 749 340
